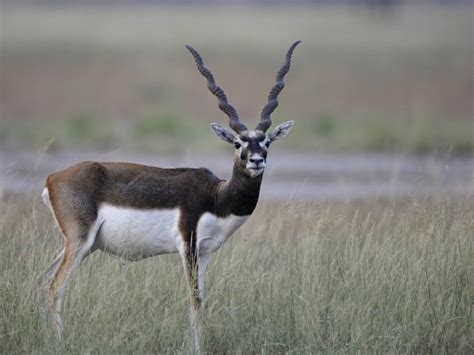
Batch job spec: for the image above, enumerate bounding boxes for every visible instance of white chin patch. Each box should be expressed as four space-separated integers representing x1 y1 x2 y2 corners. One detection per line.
247 166 265 177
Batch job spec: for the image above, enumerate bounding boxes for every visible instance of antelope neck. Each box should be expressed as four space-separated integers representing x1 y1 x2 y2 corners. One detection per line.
214 162 263 217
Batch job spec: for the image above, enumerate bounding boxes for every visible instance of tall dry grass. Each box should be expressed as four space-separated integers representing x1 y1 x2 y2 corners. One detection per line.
0 196 472 353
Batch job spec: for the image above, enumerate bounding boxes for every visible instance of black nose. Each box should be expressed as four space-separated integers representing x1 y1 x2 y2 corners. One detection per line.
249 158 264 165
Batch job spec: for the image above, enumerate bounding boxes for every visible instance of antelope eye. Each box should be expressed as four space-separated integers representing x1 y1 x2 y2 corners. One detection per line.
234 142 241 149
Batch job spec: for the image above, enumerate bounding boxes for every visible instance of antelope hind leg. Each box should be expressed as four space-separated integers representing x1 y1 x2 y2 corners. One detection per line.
46 219 104 338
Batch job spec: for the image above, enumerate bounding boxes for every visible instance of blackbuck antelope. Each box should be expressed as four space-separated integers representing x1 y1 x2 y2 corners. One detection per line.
42 41 301 352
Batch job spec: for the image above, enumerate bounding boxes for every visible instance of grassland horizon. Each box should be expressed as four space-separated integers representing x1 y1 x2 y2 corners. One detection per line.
1 5 473 155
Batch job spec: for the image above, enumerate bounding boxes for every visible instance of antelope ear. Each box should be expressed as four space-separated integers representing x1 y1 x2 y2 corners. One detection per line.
210 123 235 144
269 121 294 142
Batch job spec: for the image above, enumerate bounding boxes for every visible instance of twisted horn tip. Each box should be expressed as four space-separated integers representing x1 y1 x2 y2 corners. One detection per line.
289 40 302 53
185 45 197 55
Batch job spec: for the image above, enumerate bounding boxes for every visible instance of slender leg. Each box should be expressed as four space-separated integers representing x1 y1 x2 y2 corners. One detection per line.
179 245 211 354
46 219 104 338
40 248 65 330
197 254 211 306
44 248 65 285
193 254 210 353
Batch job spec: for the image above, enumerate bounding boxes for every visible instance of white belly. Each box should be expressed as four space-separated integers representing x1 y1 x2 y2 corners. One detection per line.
196 213 249 256
96 204 181 260
95 204 249 261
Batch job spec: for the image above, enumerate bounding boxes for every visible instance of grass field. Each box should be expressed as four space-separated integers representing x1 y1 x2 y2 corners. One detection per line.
1 196 472 353
1 5 473 154
1 5 473 353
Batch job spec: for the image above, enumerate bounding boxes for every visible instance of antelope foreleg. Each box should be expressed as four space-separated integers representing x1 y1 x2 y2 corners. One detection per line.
179 246 211 354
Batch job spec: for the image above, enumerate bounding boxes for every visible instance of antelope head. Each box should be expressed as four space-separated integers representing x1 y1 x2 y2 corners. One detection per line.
186 41 300 177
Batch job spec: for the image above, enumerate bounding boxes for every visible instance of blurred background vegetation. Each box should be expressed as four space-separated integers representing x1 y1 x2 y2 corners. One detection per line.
1 2 472 154
1 4 472 353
